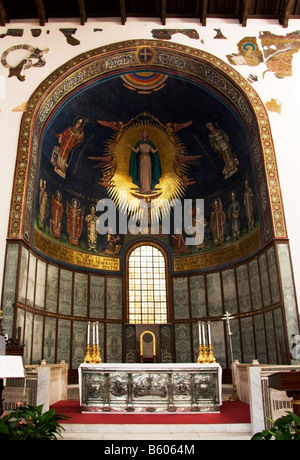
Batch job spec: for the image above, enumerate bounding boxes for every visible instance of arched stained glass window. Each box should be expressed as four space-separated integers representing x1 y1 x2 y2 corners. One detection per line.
128 245 168 324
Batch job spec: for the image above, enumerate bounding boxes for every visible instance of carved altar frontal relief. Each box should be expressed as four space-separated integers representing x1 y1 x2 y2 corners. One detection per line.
132 373 169 407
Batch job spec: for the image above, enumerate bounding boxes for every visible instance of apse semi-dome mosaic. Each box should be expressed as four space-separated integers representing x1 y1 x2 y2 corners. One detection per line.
9 40 286 273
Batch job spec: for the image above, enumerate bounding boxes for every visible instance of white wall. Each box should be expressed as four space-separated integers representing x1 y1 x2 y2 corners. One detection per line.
0 17 299 309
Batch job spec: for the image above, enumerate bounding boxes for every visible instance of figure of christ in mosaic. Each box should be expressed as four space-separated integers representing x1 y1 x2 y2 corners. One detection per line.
49 191 63 240
127 130 163 195
66 199 84 246
85 205 98 253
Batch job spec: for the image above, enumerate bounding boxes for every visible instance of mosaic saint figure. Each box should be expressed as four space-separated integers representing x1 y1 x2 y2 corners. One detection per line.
53 117 85 178
244 179 255 232
210 198 226 246
227 191 241 240
38 178 48 231
66 198 84 246
172 228 191 254
85 204 98 253
102 227 121 255
128 130 162 194
206 122 239 179
50 190 63 240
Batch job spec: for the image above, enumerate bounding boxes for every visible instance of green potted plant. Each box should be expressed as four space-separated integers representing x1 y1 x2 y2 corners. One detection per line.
0 402 69 440
251 411 300 440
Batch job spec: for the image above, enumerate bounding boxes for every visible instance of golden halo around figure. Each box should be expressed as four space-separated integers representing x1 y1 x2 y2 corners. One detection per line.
102 114 190 221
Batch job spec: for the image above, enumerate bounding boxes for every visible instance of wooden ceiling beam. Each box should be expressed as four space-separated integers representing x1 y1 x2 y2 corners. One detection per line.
120 0 126 25
161 0 166 25
0 0 7 26
35 0 47 26
201 0 208 26
78 0 86 25
240 0 251 27
279 0 295 28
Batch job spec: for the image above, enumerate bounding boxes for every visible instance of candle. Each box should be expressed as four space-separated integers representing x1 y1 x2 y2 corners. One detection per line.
96 322 99 345
92 322 95 345
87 322 90 345
202 322 206 345
207 321 212 344
198 321 202 345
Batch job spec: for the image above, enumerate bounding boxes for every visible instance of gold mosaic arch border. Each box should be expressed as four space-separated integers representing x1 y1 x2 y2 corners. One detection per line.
8 40 287 260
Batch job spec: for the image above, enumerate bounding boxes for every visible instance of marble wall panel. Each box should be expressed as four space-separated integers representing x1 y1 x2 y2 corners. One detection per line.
45 265 59 313
253 314 268 363
249 259 262 310
35 259 46 309
106 323 122 362
107 278 122 320
241 316 255 363
175 323 191 363
26 253 36 308
236 265 251 313
273 307 288 364
16 308 25 343
18 246 28 304
222 269 238 314
24 311 33 364
44 316 56 363
211 320 226 367
267 246 281 304
72 321 86 369
160 324 173 363
173 277 189 320
73 273 88 317
277 244 300 344
57 319 71 365
259 253 272 307
125 324 136 363
2 244 19 337
190 275 206 318
32 314 44 364
265 311 277 363
224 318 242 364
59 269 72 316
89 275 105 318
207 273 222 317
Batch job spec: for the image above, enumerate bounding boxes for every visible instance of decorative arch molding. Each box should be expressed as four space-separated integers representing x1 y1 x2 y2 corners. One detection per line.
8 39 287 272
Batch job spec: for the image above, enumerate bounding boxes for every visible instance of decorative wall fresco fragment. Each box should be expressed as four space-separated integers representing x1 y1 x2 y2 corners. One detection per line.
59 28 80 46
260 31 300 78
214 29 227 39
247 74 258 83
265 98 282 114
31 29 42 37
151 29 199 40
227 37 264 66
1 45 49 81
12 102 27 112
0 29 23 39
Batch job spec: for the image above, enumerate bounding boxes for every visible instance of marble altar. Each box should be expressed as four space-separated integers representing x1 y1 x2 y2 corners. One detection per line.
79 363 222 413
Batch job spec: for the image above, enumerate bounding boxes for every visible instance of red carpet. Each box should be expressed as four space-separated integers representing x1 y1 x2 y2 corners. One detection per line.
50 401 250 425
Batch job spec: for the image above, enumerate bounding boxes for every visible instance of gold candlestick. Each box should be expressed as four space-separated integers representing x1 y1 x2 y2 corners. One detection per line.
83 345 93 363
197 344 209 363
207 344 217 363
94 344 102 364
